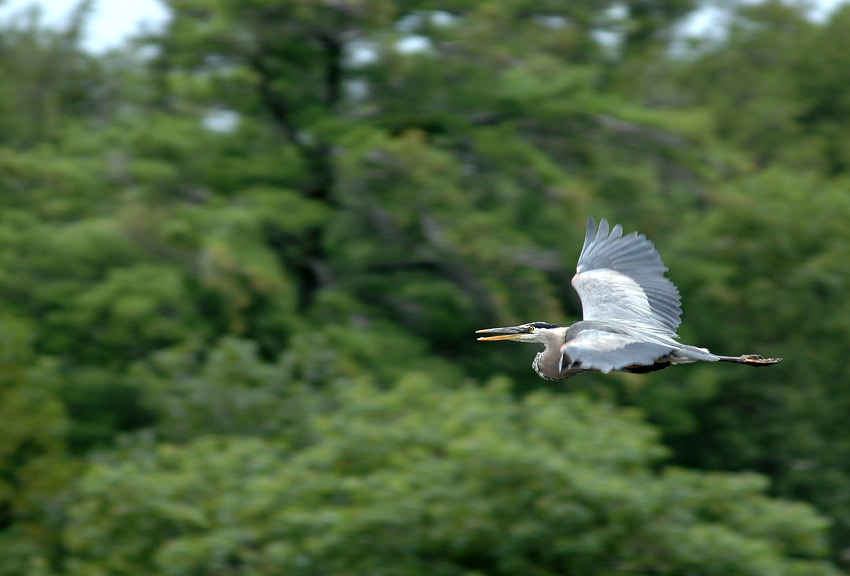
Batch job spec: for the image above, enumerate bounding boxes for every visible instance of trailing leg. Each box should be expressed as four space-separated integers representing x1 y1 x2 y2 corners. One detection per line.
716 354 782 366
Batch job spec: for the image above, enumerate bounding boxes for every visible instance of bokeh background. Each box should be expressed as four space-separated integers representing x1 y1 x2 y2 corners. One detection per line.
2 0 850 574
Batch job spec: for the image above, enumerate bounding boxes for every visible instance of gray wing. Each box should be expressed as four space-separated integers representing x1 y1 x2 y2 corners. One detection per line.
560 329 677 374
572 217 681 333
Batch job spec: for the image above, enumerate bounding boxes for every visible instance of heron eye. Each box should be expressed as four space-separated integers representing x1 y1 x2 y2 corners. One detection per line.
527 326 535 332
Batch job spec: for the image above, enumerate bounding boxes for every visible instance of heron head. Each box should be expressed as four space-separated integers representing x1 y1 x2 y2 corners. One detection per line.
476 322 563 343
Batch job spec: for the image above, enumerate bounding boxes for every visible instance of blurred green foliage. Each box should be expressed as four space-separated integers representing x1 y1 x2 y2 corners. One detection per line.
1 0 849 574
61 378 837 576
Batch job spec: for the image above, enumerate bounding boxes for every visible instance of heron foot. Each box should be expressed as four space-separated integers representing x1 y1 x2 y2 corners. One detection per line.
741 354 782 366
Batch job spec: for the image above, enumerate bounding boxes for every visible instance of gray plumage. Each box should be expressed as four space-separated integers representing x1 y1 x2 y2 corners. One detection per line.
477 217 781 380
574 218 681 332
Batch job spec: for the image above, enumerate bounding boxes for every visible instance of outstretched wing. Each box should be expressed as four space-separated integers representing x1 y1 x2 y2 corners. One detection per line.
561 329 676 374
571 217 682 334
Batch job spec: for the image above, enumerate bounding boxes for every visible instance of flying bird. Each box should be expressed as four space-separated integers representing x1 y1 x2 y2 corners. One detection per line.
476 217 781 380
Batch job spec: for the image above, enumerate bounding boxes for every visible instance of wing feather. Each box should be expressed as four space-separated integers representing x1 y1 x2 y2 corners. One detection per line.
572 217 682 333
560 330 676 374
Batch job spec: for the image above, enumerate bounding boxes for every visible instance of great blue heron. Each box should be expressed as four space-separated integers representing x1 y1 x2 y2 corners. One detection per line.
476 217 781 380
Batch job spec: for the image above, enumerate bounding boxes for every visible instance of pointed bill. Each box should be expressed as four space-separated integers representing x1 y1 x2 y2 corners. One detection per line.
476 326 526 341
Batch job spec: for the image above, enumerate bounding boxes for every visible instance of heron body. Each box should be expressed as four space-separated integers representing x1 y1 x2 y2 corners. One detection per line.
477 217 781 380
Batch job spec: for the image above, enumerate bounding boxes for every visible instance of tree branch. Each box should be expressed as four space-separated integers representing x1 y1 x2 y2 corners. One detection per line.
248 53 302 149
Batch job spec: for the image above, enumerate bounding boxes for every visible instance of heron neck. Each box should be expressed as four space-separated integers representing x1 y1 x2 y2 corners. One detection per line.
532 328 569 380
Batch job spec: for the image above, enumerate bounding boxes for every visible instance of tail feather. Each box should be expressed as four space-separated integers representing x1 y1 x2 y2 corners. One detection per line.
717 354 782 367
